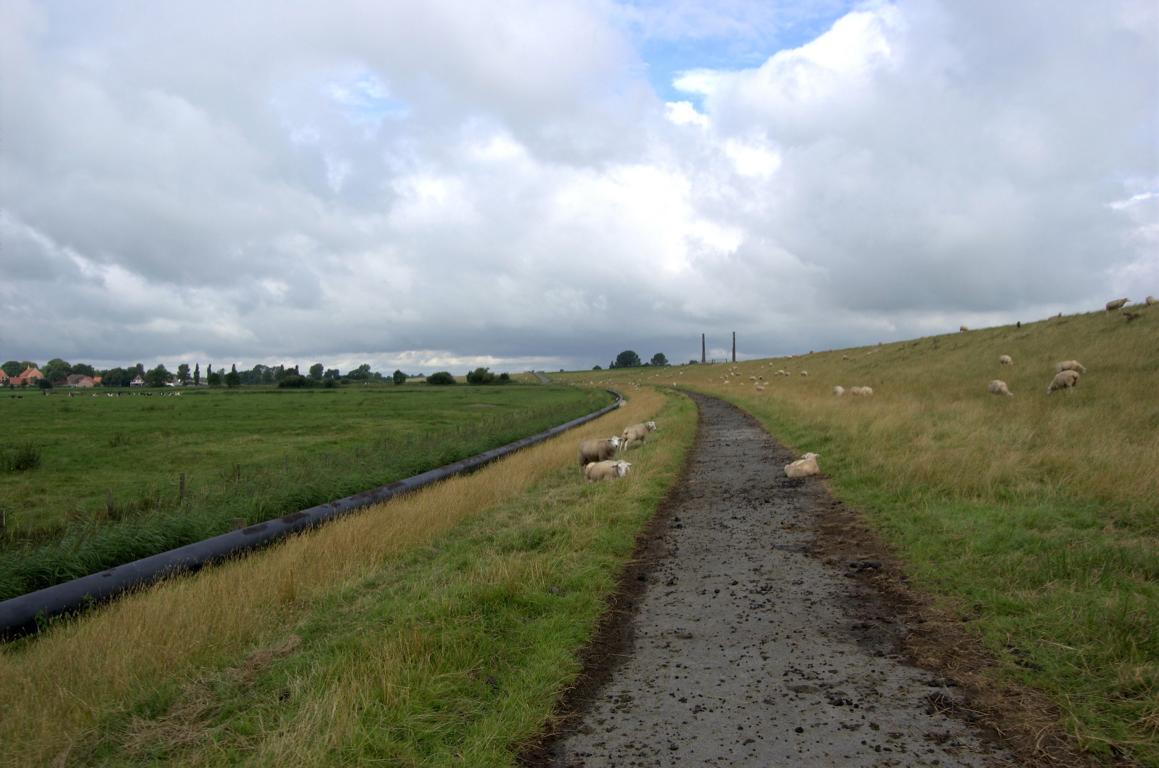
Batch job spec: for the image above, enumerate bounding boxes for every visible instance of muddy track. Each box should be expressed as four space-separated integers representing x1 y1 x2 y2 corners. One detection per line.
525 392 1019 767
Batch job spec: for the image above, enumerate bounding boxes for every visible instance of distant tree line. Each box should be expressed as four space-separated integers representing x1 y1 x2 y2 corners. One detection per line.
3 358 517 389
606 350 669 369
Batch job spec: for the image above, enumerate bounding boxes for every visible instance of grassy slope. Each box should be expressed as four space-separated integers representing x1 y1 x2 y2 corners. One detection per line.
568 308 1158 765
0 385 610 599
0 387 695 766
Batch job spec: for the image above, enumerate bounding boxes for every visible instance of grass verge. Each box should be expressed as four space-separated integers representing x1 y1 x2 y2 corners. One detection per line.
0 387 696 766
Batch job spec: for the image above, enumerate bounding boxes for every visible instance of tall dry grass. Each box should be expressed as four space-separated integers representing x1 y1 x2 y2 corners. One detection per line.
0 388 666 767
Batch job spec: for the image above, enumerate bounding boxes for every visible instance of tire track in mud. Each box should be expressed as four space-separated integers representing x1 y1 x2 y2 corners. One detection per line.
530 392 1016 767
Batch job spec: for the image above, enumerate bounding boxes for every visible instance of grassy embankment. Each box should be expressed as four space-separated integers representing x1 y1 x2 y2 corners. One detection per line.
0 385 610 599
0 387 696 766
569 307 1158 765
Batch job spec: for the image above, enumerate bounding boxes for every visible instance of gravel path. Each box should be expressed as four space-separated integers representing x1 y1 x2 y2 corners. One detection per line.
534 393 1014 767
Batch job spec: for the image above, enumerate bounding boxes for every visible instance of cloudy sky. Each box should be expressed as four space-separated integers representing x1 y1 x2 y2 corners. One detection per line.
2 0 1156 374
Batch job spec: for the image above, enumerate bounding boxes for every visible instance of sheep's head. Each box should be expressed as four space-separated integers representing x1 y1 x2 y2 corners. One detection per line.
801 452 820 460
614 461 632 477
645 421 657 431
608 436 623 448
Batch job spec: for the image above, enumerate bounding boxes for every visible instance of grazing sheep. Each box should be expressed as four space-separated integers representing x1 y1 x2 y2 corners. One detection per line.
1047 369 1080 394
1105 297 1129 312
999 354 1013 366
1146 296 1156 306
584 460 632 482
800 371 808 377
577 436 622 466
784 452 821 479
1055 360 1087 374
849 386 874 396
960 325 969 332
833 385 845 397
1123 310 1142 322
621 421 658 450
988 379 1013 397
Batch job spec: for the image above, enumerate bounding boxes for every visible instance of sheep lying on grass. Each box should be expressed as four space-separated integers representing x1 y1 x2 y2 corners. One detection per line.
584 460 632 481
784 452 821 478
1056 360 1087 374
1047 370 1080 394
849 386 874 396
621 421 658 450
999 354 1013 366
1105 297 1129 312
988 379 1013 397
577 436 622 466
833 385 845 397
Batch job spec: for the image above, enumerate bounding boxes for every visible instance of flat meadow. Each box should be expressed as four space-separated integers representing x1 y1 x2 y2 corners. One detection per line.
0 386 693 766
0 384 612 599
569 307 1158 765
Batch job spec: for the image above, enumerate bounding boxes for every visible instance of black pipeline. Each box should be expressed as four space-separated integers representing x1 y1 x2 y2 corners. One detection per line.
0 391 623 640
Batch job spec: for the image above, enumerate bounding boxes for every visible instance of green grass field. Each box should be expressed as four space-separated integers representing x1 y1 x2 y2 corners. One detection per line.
0 387 689 766
0 384 612 599
565 306 1158 765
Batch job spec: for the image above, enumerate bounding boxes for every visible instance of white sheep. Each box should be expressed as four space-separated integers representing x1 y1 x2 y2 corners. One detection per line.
784 452 821 479
621 421 658 450
1055 360 1087 374
849 386 874 396
577 436 622 466
584 460 632 481
833 385 845 397
1047 369 1080 394
960 325 969 332
800 371 808 377
1142 295 1156 305
1105 297 1129 312
999 354 1013 366
988 379 1013 397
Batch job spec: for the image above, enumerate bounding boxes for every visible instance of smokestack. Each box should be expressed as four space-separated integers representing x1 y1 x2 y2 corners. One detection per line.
732 331 736 363
701 333 706 364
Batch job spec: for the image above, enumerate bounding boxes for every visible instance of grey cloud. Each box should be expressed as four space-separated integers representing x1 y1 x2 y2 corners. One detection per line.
1 1 1155 372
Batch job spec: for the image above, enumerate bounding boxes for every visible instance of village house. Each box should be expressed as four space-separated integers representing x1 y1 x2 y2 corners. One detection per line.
65 374 102 388
5 367 45 387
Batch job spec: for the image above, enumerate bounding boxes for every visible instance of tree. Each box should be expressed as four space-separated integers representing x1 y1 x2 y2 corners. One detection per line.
101 367 132 387
1 361 22 377
346 363 372 381
466 367 496 385
392 369 407 385
425 371 456 385
176 363 190 384
193 363 201 386
592 365 602 370
323 368 340 381
612 350 641 369
650 353 669 367
42 358 72 383
207 371 222 386
225 364 241 388
309 363 324 381
145 365 172 387
70 362 95 377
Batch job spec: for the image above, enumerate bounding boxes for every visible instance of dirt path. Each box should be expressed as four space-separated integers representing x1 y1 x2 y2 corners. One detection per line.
530 393 1015 767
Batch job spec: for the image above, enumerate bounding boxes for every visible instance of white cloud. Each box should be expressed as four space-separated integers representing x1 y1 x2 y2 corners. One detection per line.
1 0 1155 371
